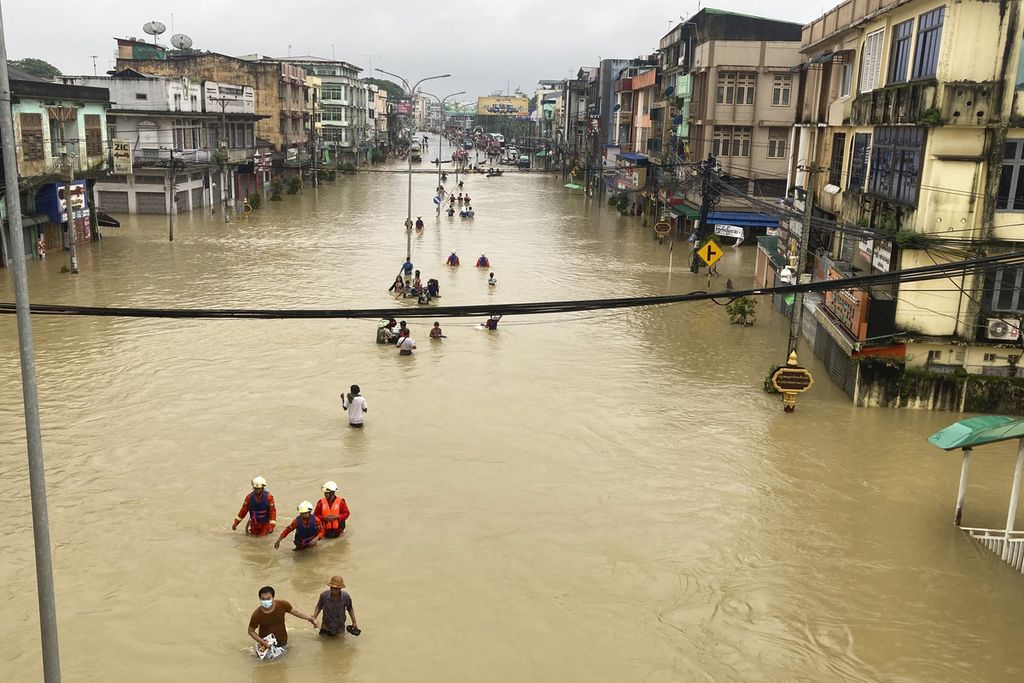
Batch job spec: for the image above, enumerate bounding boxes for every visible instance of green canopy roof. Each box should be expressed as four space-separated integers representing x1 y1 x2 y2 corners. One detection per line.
564 183 583 190
670 205 700 219
928 415 1024 450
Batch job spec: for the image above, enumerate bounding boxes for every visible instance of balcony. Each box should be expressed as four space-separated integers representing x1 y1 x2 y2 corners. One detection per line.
617 111 633 125
615 78 633 93
134 148 212 165
851 80 936 127
802 0 899 49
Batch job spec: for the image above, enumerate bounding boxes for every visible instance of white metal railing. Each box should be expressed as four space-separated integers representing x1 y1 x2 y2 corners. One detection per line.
962 527 1024 572
133 148 212 164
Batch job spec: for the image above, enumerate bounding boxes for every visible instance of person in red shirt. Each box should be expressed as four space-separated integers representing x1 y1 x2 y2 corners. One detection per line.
274 501 324 551
314 481 351 539
232 476 277 536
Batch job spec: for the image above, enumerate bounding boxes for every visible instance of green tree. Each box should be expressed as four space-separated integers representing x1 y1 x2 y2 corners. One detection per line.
10 58 61 79
363 78 405 101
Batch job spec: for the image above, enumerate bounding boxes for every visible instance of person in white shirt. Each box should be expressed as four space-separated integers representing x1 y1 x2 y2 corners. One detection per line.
341 385 368 428
397 337 417 356
487 272 496 286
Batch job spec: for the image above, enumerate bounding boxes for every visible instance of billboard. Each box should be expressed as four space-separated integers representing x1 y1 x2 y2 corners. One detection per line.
397 100 413 115
477 96 530 117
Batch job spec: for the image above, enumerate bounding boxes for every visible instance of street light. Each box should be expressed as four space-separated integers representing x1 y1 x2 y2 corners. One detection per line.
376 68 450 260
421 90 465 214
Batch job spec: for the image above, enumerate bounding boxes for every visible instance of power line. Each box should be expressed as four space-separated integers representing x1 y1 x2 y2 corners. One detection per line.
3 251 1022 320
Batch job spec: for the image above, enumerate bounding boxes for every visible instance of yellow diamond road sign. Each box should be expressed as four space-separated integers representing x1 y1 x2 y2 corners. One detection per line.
697 240 724 267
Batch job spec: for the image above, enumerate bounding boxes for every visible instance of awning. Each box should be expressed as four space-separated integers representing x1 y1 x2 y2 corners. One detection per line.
617 152 648 162
810 51 835 64
535 150 548 157
929 416 1024 451
707 211 779 227
670 205 700 219
19 214 49 227
812 305 858 355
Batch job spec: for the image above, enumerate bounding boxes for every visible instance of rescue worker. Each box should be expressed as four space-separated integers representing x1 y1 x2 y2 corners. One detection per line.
476 253 490 268
232 476 277 536
446 251 460 267
314 481 351 539
274 501 324 551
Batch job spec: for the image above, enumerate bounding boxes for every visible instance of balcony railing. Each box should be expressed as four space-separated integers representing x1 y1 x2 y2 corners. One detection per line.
802 0 898 48
134 148 213 164
850 80 936 127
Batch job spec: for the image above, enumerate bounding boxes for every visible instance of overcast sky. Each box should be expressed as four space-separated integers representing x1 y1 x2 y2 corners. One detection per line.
5 0 819 99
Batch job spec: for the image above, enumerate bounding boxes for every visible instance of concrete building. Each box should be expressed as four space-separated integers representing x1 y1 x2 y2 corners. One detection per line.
683 9 803 231
305 74 322 164
63 70 262 214
778 0 1024 401
1 66 110 267
117 47 308 159
278 57 367 163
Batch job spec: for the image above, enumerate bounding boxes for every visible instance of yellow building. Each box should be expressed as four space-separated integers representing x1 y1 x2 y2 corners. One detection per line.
790 0 1024 390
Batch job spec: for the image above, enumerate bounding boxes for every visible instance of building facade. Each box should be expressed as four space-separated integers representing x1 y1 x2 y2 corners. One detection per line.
279 57 367 163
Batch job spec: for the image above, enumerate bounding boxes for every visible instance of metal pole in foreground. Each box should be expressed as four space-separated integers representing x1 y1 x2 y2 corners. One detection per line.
954 447 972 526
0 6 63 679
1002 439 1024 561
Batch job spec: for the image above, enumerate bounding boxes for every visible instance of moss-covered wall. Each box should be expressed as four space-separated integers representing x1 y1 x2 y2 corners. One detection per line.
855 359 1024 415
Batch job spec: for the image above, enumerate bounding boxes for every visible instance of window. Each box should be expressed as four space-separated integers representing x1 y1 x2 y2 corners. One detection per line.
767 128 788 159
913 6 945 79
928 350 943 362
840 63 853 97
868 126 925 205
848 133 871 192
84 114 102 156
828 133 846 185
716 72 735 104
984 353 998 362
736 73 756 104
712 126 751 157
859 30 885 93
322 85 343 101
888 19 914 84
135 93 148 100
998 140 1024 210
771 75 792 106
986 266 1024 313
19 112 43 160
1016 39 1024 90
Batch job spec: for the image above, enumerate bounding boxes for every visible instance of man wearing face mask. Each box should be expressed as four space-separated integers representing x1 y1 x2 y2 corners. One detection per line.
247 585 317 656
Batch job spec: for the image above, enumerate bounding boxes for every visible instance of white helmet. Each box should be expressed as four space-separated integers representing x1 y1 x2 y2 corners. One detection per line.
323 481 338 493
297 501 314 513
251 476 267 489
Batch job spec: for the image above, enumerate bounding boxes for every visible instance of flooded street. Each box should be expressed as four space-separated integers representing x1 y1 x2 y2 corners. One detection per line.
3 150 1024 681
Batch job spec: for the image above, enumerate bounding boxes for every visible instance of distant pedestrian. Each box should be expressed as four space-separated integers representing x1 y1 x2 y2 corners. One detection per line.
248 585 317 658
397 336 417 356
402 257 414 284
311 576 359 638
430 322 445 339
341 385 368 427
488 272 496 286
484 314 502 331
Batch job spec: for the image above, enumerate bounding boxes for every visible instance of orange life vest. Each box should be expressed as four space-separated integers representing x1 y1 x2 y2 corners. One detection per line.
319 496 342 531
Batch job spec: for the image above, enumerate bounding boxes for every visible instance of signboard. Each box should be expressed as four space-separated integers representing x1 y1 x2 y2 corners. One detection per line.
589 116 601 133
770 365 814 393
112 139 133 175
286 147 298 162
477 96 530 117
713 225 744 239
397 100 413 115
654 221 671 235
858 238 892 272
254 151 271 172
696 239 724 267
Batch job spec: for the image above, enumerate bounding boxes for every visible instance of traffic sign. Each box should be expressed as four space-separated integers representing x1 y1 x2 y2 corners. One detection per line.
696 239 724 267
654 221 671 236
770 366 815 393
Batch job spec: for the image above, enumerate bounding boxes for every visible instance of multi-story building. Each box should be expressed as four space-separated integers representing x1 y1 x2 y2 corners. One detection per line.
64 70 262 214
373 84 389 145
682 9 803 232
117 44 308 157
780 0 1024 400
1 66 110 267
278 57 366 163
305 74 322 163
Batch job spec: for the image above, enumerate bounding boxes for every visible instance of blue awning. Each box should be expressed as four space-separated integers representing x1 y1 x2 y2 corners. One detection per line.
617 152 648 162
707 211 779 228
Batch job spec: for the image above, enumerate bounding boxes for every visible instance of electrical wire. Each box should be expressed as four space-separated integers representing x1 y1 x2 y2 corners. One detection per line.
3 251 1022 320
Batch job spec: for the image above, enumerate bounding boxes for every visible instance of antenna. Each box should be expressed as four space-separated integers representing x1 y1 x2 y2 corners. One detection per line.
171 34 193 50
142 21 166 45
89 55 98 76
363 54 381 80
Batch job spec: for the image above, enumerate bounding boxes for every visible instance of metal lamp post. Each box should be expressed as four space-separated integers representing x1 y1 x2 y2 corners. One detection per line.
376 68 450 260
421 90 465 215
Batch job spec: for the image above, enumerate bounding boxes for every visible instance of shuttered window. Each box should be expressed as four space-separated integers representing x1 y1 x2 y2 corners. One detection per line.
828 133 846 186
848 133 871 192
997 139 1024 210
84 114 103 156
859 30 884 93
19 112 44 160
869 126 925 205
912 7 945 80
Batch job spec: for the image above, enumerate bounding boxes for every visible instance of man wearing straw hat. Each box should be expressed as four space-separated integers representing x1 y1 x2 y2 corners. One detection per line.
312 575 360 638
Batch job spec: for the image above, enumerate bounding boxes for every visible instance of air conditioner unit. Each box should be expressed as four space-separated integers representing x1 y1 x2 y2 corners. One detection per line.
987 318 1021 341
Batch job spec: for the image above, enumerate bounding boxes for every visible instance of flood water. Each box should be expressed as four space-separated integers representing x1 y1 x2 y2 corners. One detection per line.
3 142 1024 681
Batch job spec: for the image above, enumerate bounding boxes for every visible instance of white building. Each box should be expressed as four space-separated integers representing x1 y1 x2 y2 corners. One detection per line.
278 57 367 163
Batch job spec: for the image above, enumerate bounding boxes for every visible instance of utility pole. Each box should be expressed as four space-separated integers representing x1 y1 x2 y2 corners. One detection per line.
209 96 236 222
691 153 718 273
89 55 97 76
787 162 822 356
61 115 79 274
168 146 176 241
0 13 63 680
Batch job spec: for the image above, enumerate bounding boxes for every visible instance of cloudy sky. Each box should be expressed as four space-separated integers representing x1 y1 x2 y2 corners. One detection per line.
5 0 818 98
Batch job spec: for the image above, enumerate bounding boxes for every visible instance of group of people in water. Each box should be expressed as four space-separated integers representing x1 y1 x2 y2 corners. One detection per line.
236 476 361 658
389 258 441 304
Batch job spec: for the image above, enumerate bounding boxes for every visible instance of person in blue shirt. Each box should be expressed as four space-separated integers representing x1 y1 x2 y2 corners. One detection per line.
446 251 460 267
476 253 489 268
401 258 414 285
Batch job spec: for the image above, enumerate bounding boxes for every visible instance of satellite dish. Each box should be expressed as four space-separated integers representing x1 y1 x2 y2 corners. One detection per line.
613 103 621 113
171 34 193 50
142 21 166 37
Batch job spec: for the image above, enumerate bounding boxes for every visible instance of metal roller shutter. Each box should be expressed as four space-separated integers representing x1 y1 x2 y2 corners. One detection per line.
136 192 167 214
191 187 204 209
97 191 129 213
